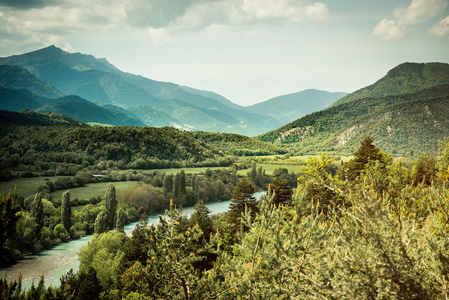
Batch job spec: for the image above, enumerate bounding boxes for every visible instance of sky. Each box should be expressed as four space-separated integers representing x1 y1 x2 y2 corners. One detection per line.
0 0 448 106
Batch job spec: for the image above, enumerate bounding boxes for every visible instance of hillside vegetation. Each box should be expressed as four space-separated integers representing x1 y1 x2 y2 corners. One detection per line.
0 110 86 126
189 131 286 156
257 63 449 157
0 126 229 174
333 62 449 106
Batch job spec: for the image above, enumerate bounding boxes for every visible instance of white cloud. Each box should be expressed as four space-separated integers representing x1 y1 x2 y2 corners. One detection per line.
142 0 329 41
0 0 329 49
429 15 449 35
395 0 447 24
372 19 405 41
373 0 448 41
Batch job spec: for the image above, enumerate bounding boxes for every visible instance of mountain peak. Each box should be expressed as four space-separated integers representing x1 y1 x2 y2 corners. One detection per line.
332 62 449 106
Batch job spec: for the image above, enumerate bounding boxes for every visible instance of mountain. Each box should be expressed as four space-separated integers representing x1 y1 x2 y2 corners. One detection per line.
332 62 449 106
245 89 347 123
0 88 42 111
0 46 282 135
35 95 144 126
0 65 64 99
99 104 148 127
256 62 449 157
127 105 186 128
0 109 86 126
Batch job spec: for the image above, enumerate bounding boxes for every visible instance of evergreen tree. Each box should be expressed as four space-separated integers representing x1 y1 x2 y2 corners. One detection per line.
227 178 258 231
61 191 71 233
190 200 213 240
270 177 293 206
30 192 44 229
339 135 391 181
105 184 117 229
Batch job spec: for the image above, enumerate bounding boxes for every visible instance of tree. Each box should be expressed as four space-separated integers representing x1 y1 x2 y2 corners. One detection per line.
190 200 213 240
411 153 437 185
179 170 186 195
61 191 71 233
270 177 293 206
339 135 391 181
94 210 109 234
105 184 117 229
116 208 126 232
0 186 22 265
30 192 44 230
163 174 173 195
173 172 180 200
227 178 258 231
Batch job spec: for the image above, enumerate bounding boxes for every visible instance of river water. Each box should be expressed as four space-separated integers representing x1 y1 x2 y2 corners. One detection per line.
0 192 264 290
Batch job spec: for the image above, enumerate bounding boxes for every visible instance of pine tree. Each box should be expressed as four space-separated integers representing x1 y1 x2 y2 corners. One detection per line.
339 135 391 181
61 191 71 233
227 178 258 231
270 177 293 206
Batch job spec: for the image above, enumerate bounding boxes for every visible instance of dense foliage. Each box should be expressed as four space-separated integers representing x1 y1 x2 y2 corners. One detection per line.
0 109 86 126
0 126 229 177
189 131 286 156
4 136 449 299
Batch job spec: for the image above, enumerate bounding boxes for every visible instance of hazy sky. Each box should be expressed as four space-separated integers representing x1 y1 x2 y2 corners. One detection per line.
0 0 448 106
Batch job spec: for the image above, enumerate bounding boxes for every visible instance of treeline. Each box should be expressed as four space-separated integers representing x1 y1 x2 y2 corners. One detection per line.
3 135 449 298
189 131 286 156
0 125 233 181
1 165 294 268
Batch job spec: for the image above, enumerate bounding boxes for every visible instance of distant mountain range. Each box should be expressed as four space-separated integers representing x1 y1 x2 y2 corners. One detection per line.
256 62 449 157
0 46 345 136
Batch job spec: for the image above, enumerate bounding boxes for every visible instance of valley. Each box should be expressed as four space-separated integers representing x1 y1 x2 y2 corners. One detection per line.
1 46 449 299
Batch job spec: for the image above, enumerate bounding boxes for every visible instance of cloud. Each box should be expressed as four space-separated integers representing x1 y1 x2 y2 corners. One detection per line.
142 0 329 42
395 0 448 24
373 0 448 41
0 0 329 50
372 19 405 41
429 15 449 36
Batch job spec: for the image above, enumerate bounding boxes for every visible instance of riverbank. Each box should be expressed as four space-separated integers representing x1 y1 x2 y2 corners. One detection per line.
0 192 264 290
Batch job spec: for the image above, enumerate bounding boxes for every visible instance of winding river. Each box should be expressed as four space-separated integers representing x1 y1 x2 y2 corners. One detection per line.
0 192 264 290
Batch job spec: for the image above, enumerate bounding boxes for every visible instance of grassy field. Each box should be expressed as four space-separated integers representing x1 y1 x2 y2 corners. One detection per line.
1 155 351 201
0 176 72 200
50 181 141 203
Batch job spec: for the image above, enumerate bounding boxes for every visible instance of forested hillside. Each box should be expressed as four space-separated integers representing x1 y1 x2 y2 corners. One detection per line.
257 63 449 157
333 62 449 106
189 131 286 156
0 126 228 174
0 110 86 126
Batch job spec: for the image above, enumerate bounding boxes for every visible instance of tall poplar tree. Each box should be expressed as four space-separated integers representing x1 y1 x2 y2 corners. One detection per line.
61 191 71 232
30 192 44 230
105 184 117 229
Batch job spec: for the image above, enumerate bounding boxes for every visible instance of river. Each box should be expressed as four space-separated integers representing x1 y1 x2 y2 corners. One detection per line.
0 192 264 290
